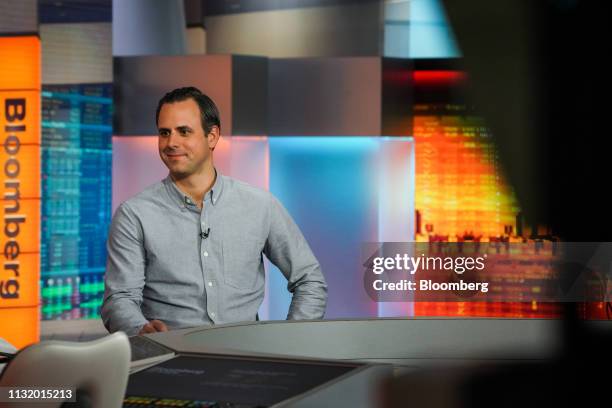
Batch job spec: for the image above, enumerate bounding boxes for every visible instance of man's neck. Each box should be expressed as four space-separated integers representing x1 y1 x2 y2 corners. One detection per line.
172 165 216 208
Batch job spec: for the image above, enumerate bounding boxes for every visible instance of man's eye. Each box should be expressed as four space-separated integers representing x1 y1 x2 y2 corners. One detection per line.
159 131 169 137
180 129 190 135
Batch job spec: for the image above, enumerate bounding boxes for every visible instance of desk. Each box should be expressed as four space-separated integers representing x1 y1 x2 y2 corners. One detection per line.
147 317 565 366
130 318 576 407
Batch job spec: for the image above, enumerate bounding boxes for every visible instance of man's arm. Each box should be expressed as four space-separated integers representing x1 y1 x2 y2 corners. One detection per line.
101 203 149 335
263 195 327 320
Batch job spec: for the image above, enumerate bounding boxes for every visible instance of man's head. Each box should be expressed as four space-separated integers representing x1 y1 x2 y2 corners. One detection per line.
156 87 221 180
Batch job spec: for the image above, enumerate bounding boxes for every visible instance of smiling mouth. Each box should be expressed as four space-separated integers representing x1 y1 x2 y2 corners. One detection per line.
165 153 186 158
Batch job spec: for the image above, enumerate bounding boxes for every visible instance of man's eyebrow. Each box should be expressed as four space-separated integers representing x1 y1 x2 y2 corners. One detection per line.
157 126 193 133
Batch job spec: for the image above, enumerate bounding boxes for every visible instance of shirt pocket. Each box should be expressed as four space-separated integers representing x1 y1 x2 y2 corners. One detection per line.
222 234 264 290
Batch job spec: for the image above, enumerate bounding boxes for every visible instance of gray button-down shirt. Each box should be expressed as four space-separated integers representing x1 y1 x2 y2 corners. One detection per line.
101 170 327 335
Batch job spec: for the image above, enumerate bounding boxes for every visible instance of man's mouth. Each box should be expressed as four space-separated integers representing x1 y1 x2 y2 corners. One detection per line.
165 152 186 158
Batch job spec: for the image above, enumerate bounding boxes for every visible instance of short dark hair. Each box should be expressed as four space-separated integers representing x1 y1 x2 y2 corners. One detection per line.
155 87 221 134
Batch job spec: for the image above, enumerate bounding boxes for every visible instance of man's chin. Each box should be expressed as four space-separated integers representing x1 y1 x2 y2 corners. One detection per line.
168 170 191 180
163 164 190 179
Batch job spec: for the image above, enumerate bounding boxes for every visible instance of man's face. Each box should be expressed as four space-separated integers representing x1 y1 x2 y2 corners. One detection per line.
157 99 214 179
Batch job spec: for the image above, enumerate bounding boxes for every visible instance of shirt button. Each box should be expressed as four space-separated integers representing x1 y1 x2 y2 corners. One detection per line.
210 312 216 317
203 251 209 257
208 281 213 287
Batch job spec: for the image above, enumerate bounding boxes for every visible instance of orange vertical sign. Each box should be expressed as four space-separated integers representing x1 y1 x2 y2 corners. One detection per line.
0 36 41 349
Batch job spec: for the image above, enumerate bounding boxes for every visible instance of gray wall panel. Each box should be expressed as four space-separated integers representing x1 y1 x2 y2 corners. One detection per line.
205 2 383 58
269 58 381 136
113 0 186 56
0 0 37 35
232 56 268 136
114 55 233 135
115 56 410 137
41 23 112 84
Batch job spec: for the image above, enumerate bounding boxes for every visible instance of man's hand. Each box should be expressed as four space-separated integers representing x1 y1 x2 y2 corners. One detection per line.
138 320 169 335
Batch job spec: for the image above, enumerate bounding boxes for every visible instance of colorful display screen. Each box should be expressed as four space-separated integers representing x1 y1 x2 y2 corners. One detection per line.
411 69 561 318
40 83 112 320
414 103 518 240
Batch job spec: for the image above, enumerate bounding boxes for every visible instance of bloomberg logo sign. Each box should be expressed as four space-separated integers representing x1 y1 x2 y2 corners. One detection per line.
0 35 41 312
1 98 27 299
0 35 41 347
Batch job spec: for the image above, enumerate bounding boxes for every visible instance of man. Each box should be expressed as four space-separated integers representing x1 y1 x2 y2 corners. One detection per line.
101 87 327 335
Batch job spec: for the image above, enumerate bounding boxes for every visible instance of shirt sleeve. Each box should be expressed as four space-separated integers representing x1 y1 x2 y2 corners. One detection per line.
263 195 328 320
101 202 149 335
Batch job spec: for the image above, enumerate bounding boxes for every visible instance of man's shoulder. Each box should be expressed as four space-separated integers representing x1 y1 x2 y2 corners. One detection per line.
119 180 168 212
222 175 272 204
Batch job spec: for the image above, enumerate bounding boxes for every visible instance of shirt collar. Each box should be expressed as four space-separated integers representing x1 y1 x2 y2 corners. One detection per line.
163 168 224 209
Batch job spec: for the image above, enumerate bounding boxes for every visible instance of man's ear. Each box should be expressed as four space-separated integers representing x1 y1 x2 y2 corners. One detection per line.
207 125 221 151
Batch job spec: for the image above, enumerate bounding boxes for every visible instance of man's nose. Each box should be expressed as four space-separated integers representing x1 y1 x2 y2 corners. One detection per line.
167 130 181 147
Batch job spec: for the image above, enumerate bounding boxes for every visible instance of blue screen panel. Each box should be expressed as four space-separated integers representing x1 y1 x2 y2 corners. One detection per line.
267 137 414 320
384 0 461 59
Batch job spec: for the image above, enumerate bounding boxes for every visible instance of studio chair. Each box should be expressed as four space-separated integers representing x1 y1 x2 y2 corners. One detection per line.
0 332 131 408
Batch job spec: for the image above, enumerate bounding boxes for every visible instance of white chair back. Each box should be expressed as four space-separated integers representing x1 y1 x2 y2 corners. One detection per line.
0 332 130 408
